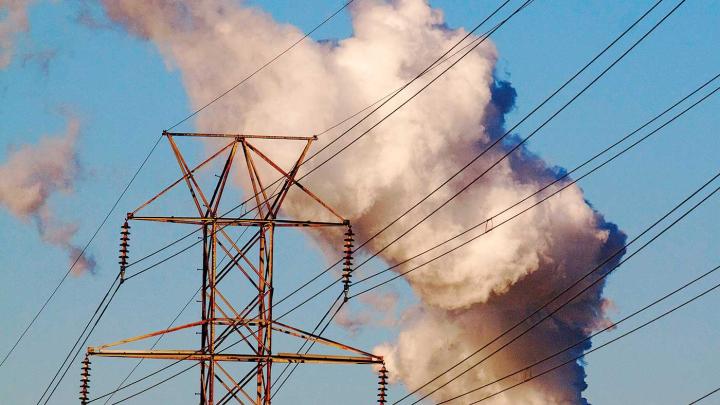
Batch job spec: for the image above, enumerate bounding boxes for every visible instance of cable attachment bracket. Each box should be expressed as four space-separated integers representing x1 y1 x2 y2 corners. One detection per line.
119 220 131 283
79 354 91 405
378 362 388 404
341 224 354 302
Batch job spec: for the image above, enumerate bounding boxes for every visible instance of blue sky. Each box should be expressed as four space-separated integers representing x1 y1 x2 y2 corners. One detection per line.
0 1 718 404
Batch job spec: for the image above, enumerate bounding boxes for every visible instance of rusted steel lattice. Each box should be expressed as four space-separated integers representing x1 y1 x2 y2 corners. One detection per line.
82 132 385 404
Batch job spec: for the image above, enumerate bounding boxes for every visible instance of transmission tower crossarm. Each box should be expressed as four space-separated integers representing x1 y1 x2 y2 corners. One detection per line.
87 349 381 365
129 216 347 227
164 131 317 141
85 317 379 360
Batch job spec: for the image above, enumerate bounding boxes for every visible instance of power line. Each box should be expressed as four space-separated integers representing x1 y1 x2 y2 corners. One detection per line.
344 0 676 294
2 0 354 378
437 263 720 403
408 178 720 403
268 69 720 331
270 294 346 399
689 386 720 405
19 1 359 401
122 227 197 269
461 267 720 404
252 171 720 404
110 363 196 404
116 0 520 288
271 293 343 389
107 9 538 357
342 0 665 269
103 303 317 405
100 247 720 405
246 37 720 368
43 222 259 403
90 353 195 403
400 167 719 404
99 190 273 403
37 276 123 404
33 0 692 398
351 77 720 296
120 68 720 361
96 169 281 401
92 308 261 403
292 0 536 190
36 1 704 400
263 0 685 366
99 288 197 405
104 36 718 405
200 0 531 316
298 0 519 165
92 280 341 402
105 0 708 398
229 0 666 311
253 0 535 302
104 0 526 338
186 159 714 401
0 135 162 370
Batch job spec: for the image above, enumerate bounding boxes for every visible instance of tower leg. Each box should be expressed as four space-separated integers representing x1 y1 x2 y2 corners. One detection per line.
200 224 217 404
200 225 208 404
255 224 274 404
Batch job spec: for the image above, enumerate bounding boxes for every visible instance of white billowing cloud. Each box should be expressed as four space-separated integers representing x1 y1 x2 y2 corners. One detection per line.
0 119 78 218
0 117 95 275
0 0 33 69
103 0 626 403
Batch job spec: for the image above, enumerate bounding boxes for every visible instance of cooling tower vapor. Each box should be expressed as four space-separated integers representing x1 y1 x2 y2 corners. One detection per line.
0 0 34 69
103 0 626 402
0 118 95 275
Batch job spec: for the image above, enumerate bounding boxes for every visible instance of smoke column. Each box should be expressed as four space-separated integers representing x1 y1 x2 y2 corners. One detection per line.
0 0 34 69
103 0 626 402
0 117 95 275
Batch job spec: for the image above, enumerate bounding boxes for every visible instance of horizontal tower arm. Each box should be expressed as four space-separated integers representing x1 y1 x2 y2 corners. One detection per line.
87 349 382 365
130 216 347 227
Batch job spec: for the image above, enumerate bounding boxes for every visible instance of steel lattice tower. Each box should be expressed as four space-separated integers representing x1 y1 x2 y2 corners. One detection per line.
82 132 386 404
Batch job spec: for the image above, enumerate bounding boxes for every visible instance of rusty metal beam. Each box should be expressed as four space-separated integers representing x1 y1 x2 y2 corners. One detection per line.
130 216 346 227
132 140 235 215
94 320 207 350
164 132 316 141
245 141 345 222
88 349 382 364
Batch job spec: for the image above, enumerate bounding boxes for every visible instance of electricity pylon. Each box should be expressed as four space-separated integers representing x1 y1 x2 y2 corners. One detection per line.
81 132 387 404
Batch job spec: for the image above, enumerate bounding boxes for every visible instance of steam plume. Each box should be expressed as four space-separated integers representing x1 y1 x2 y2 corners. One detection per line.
0 118 95 275
103 0 626 402
0 0 33 69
